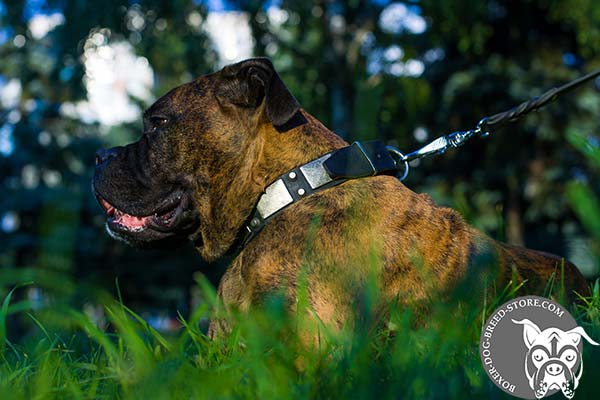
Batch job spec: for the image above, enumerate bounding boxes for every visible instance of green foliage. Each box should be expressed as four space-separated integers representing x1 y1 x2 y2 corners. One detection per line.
567 181 600 242
0 275 598 399
566 129 600 275
567 129 600 171
2 275 598 399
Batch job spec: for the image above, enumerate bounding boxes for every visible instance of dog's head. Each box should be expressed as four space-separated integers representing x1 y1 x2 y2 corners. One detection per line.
92 58 302 257
512 318 599 399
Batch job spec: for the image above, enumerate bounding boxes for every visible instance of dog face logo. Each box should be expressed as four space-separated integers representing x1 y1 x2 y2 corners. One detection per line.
512 319 599 399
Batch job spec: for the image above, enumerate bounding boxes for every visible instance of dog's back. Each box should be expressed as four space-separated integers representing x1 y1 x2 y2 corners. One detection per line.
216 172 589 334
497 244 589 300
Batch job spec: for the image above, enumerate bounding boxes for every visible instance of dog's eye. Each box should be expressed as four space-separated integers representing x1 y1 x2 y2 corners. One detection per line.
150 116 169 131
532 349 547 363
562 349 577 362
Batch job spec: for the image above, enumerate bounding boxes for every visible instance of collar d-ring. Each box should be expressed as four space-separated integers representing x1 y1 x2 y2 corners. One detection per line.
386 146 410 181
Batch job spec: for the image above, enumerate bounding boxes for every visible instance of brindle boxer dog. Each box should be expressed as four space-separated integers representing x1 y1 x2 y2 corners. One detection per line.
93 58 589 336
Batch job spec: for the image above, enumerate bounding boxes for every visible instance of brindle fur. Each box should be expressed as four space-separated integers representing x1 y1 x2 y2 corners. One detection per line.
93 58 589 338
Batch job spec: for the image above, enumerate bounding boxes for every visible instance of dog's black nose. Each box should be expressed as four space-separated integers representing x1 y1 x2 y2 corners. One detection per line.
545 363 564 376
95 147 121 166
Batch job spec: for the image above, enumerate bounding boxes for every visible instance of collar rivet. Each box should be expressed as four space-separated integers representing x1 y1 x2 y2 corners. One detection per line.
250 217 260 228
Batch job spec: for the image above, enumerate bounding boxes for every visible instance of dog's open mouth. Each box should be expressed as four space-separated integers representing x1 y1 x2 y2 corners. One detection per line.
96 191 185 234
92 182 200 248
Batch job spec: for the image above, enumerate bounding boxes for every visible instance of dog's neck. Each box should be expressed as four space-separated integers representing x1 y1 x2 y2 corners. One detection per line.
198 110 348 261
255 112 349 185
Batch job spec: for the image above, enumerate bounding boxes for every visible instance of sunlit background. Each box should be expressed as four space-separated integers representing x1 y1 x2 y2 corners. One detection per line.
1 0 600 332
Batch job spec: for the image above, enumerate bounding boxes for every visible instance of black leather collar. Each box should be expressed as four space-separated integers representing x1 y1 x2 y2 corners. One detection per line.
229 140 401 253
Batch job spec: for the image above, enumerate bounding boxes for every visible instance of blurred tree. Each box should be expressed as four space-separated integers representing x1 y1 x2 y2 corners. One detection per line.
0 0 216 321
417 0 600 274
566 130 600 276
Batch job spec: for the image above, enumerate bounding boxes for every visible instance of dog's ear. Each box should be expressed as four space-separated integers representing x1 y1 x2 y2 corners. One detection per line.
512 319 542 349
564 326 600 346
218 58 300 127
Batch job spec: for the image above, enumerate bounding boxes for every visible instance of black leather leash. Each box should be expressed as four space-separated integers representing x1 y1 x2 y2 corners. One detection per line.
396 68 600 166
230 68 600 252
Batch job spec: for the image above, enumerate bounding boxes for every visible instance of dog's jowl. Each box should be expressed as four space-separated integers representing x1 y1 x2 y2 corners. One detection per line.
93 58 589 335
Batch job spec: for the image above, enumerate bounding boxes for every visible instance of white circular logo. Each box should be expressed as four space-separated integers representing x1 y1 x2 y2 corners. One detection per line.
479 295 598 399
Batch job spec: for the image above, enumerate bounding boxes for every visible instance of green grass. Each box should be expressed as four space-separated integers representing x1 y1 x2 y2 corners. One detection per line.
0 274 599 400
